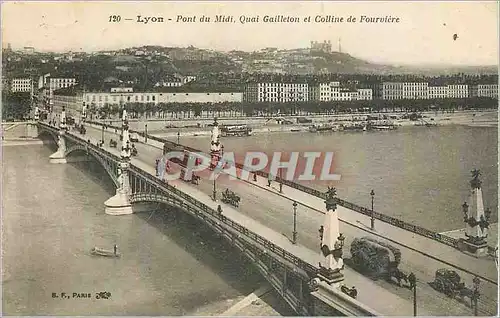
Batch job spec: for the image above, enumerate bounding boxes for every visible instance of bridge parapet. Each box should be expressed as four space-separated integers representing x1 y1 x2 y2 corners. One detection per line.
310 279 379 316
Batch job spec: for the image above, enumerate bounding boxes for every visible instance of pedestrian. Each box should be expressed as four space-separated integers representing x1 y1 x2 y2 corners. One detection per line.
217 205 223 215
351 287 357 299
267 174 272 187
113 244 118 256
319 226 324 247
253 173 257 182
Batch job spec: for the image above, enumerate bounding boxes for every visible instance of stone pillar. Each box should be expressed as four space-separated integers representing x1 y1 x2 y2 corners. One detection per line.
34 106 40 121
318 187 345 286
49 106 68 164
105 109 133 215
26 122 39 138
460 169 490 256
210 117 222 169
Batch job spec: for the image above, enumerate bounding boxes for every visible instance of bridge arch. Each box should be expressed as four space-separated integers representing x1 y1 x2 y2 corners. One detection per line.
65 145 119 188
130 192 189 211
37 128 59 144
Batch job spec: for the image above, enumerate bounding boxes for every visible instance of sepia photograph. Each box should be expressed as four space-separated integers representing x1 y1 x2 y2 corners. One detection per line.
1 1 498 316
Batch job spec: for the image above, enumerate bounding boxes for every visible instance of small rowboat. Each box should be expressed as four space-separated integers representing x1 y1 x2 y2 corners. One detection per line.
90 247 120 258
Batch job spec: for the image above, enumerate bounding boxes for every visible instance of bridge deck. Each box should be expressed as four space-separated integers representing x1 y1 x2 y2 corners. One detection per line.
61 123 498 315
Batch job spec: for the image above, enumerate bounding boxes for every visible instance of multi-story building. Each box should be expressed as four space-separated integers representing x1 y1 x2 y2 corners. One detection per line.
48 77 77 91
428 86 449 99
80 87 242 108
319 82 339 101
157 91 242 104
244 82 308 103
11 78 32 92
380 82 428 100
309 81 372 101
477 84 498 98
38 75 78 105
447 84 468 98
356 88 373 101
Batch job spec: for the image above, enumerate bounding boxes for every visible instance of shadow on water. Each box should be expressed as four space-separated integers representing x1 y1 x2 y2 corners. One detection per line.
135 207 294 314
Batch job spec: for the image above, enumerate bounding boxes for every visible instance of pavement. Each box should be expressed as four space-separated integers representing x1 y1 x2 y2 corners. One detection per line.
48 121 498 315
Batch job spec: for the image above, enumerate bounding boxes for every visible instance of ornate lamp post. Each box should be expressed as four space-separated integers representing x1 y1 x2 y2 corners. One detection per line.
370 189 375 230
292 201 298 244
408 272 417 316
101 124 105 144
472 276 480 316
177 131 180 144
145 123 148 143
279 168 283 193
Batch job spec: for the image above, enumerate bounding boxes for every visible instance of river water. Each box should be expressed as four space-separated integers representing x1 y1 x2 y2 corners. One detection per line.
2 143 282 315
174 124 498 232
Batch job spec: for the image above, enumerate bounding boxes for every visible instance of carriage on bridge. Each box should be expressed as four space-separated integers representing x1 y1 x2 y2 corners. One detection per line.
221 189 240 207
79 124 86 135
430 268 463 297
109 139 117 148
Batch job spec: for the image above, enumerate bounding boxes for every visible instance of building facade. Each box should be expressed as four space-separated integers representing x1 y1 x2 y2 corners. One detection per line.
428 86 449 99
244 82 308 103
477 84 498 98
447 84 469 98
381 82 428 100
11 78 33 93
356 88 373 101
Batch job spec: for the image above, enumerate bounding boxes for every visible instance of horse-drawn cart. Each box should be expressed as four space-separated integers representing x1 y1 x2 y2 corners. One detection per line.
221 189 240 207
431 268 462 297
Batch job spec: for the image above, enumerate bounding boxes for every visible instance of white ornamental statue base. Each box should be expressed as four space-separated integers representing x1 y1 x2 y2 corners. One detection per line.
104 191 133 215
26 122 39 138
460 187 489 257
105 164 133 215
318 193 345 286
49 133 67 164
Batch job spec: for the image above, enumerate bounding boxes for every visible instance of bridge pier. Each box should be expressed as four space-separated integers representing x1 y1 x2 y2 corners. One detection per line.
26 121 39 138
105 109 133 216
49 107 68 164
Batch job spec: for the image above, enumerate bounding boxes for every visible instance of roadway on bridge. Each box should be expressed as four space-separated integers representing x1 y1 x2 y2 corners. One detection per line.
77 123 497 315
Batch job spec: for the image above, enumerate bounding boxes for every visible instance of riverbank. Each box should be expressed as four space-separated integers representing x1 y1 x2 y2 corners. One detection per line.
149 110 497 138
2 139 45 146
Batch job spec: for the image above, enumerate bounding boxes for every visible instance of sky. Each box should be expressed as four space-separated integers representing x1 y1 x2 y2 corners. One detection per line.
1 1 498 66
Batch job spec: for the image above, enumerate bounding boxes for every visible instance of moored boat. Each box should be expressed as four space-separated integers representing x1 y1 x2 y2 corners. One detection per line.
220 125 252 137
309 123 340 132
91 247 120 258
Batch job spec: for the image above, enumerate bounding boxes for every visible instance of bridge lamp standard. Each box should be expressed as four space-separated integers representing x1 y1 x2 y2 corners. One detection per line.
212 145 224 201
279 168 283 193
101 123 105 144
472 276 480 316
292 201 298 244
408 272 417 316
177 131 180 144
145 123 148 143
370 189 375 230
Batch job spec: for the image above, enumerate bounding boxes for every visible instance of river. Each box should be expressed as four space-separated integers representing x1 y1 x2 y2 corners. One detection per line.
171 124 498 232
2 143 291 315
